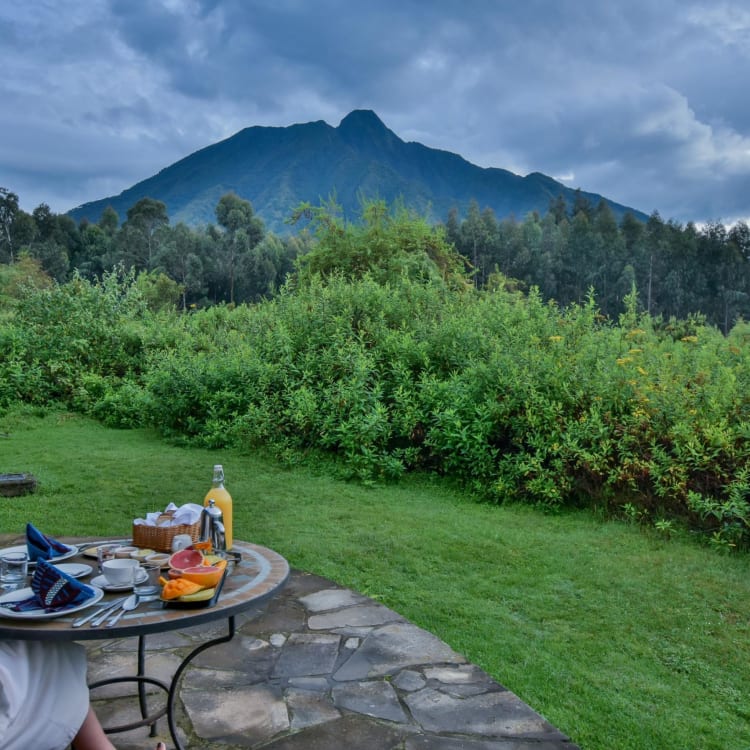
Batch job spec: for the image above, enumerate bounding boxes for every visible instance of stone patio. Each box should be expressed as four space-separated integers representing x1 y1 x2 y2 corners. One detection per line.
86 569 580 749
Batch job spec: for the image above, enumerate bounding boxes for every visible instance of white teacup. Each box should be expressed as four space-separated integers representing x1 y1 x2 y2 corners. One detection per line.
102 558 139 586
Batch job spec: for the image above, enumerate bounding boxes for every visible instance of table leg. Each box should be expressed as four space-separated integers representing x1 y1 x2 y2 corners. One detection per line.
89 634 168 735
137 634 158 737
167 615 236 750
89 673 169 734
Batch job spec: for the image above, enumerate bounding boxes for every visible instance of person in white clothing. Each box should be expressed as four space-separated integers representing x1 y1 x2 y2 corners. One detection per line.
0 640 166 750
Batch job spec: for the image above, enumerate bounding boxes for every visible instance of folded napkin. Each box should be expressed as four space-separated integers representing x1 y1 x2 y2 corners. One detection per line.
5 559 96 613
133 502 203 527
26 522 71 562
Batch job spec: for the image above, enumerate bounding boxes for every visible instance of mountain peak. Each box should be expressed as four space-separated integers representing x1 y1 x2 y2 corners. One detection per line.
338 109 387 129
337 109 401 151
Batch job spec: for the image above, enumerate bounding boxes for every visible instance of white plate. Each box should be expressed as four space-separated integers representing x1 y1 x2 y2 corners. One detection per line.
55 562 93 579
90 571 147 592
0 586 104 620
80 540 132 559
0 543 79 566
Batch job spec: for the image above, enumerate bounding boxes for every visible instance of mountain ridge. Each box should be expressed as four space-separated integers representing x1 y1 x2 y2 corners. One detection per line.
68 109 648 233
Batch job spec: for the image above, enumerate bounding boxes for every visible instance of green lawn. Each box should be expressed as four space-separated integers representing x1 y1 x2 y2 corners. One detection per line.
2 409 749 750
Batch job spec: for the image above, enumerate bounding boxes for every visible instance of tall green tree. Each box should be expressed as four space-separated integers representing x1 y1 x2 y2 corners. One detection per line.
75 223 111 280
700 221 748 333
592 201 627 316
459 200 490 286
155 223 206 309
215 192 264 240
0 188 20 263
214 192 264 304
24 204 81 281
99 206 120 237
728 221 750 262
235 233 299 302
571 189 594 220
640 212 668 315
537 212 565 299
620 212 645 252
548 194 568 224
560 210 598 303
444 207 461 249
116 198 169 271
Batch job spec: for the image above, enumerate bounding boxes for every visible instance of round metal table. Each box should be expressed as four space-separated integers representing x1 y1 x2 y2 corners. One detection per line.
0 539 290 749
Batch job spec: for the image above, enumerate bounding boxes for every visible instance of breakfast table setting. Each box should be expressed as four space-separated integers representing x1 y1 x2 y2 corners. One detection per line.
0 509 290 749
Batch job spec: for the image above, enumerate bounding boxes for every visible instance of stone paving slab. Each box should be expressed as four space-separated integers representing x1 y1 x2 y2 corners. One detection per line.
85 569 580 749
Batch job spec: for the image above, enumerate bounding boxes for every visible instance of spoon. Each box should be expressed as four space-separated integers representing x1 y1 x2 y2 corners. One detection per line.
105 593 139 627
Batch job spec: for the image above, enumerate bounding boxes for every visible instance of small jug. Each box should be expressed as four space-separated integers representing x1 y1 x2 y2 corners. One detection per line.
199 498 226 551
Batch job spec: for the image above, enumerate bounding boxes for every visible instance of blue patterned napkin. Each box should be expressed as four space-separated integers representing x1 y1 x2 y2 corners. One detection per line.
4 559 96 612
26 522 71 562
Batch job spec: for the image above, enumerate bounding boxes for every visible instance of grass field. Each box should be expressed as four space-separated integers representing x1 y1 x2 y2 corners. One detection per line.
1 408 749 749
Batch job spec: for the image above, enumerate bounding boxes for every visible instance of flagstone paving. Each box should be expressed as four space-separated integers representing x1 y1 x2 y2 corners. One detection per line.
86 569 580 749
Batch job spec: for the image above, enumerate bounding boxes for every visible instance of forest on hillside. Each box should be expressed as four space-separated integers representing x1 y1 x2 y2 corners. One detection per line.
1 185 749 330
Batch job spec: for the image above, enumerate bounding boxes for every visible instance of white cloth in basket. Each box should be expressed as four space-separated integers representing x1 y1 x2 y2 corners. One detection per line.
133 502 203 527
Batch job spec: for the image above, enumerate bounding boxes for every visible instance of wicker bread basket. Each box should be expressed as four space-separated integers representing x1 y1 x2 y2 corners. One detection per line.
132 512 201 552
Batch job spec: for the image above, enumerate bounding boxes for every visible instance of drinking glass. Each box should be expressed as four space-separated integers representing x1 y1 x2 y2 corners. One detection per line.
133 561 161 601
1 552 28 590
96 544 120 574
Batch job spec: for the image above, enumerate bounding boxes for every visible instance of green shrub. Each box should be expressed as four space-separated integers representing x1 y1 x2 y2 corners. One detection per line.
3 261 749 549
0 267 158 415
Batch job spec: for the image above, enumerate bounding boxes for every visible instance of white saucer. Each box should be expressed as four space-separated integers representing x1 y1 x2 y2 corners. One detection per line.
90 571 147 592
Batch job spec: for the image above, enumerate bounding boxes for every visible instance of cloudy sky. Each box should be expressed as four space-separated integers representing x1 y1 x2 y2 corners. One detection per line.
2 0 749 225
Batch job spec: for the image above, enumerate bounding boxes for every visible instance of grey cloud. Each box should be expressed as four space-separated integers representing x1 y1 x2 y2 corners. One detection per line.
1 0 749 224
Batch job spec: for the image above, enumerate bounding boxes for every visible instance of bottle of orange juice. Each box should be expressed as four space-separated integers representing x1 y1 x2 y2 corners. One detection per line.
204 464 233 550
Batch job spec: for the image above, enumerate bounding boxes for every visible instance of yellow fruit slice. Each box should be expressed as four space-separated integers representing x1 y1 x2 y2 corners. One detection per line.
160 577 204 599
178 587 215 602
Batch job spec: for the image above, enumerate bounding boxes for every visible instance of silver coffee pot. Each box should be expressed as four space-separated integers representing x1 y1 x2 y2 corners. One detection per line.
199 499 226 551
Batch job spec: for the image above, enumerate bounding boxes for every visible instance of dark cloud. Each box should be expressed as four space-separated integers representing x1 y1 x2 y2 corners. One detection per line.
1 0 749 225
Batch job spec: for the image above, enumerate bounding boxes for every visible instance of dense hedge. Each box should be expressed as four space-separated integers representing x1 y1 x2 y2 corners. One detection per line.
2 270 749 549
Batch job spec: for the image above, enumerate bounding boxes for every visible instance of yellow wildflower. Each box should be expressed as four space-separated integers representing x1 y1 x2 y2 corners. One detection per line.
626 328 646 339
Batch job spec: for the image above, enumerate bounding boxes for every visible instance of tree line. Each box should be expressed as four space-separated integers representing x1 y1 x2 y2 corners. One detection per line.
2 185 749 330
0 187 308 308
447 195 750 333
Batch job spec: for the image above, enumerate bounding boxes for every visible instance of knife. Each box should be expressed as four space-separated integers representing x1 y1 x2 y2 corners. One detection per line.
73 596 126 627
